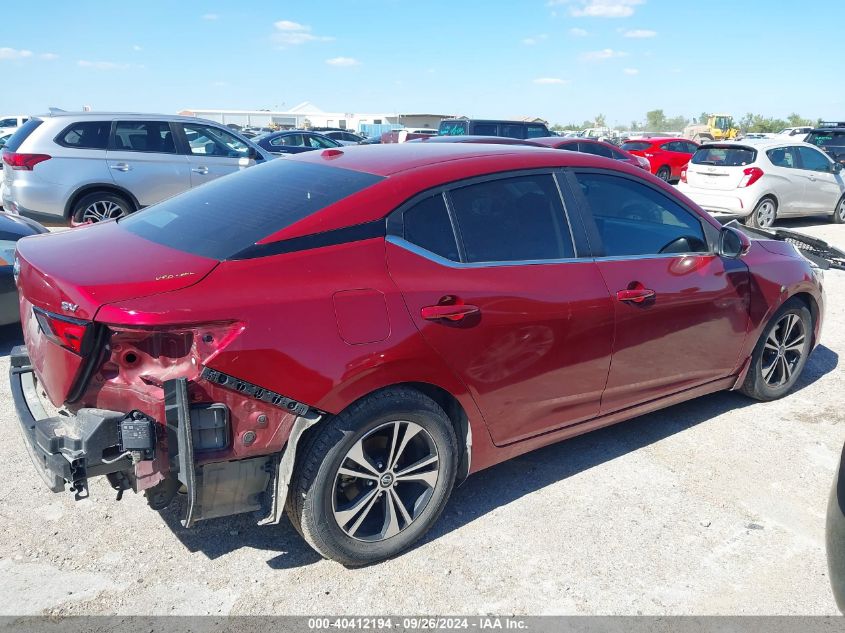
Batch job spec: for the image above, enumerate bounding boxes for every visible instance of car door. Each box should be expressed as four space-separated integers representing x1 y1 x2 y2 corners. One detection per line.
178 122 257 186
660 142 688 179
107 120 191 206
386 172 615 446
764 146 805 215
567 170 751 414
796 146 844 214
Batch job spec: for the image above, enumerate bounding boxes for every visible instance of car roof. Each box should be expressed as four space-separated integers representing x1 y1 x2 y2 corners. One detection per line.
627 136 686 144
701 139 820 151
32 111 216 124
409 135 544 146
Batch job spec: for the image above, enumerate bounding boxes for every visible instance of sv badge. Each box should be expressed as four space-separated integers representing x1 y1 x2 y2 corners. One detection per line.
61 301 79 314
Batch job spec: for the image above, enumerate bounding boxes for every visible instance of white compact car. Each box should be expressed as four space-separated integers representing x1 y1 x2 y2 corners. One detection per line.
678 139 845 228
0 115 30 136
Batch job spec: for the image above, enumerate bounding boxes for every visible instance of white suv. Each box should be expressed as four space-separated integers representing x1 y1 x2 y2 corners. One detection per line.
678 139 845 228
1 112 272 225
0 115 29 136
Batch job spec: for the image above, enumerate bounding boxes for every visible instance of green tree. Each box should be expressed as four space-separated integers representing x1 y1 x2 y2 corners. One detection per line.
699 112 710 124
593 113 607 128
645 109 666 132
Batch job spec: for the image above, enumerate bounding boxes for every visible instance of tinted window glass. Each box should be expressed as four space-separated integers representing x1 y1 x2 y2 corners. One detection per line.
766 147 799 168
806 131 845 149
501 124 523 138
449 174 573 262
691 146 756 166
0 118 18 128
120 161 384 260
270 134 303 147
798 146 833 172
579 142 614 158
473 123 498 136
403 194 459 261
575 173 707 257
438 120 468 136
526 125 548 138
113 121 176 153
183 123 249 157
621 141 651 151
4 119 42 152
57 121 110 150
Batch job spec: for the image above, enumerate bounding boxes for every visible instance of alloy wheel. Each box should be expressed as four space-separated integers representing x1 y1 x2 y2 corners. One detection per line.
332 420 439 542
755 200 776 228
837 198 845 222
761 313 806 388
81 200 126 223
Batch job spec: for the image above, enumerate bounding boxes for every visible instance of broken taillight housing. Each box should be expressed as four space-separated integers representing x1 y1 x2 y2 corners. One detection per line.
34 309 89 354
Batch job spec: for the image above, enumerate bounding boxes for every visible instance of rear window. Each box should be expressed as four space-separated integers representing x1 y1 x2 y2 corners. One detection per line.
438 121 468 136
120 160 384 260
621 141 650 151
807 132 845 148
691 146 756 166
3 119 43 152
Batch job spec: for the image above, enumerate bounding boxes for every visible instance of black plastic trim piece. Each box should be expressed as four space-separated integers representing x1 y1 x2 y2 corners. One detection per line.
200 367 311 416
228 219 386 261
165 378 197 528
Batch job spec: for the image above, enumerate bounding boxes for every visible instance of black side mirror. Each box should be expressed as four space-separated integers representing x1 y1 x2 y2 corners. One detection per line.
834 162 843 174
720 226 750 258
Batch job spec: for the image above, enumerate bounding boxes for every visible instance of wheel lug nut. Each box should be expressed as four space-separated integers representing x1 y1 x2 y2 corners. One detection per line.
377 462 384 470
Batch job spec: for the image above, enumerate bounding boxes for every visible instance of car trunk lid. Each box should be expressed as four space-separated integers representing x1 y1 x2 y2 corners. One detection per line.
686 145 758 191
16 221 219 406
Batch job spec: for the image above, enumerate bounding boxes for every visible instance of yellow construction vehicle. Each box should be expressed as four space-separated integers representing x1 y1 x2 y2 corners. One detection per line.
683 114 740 143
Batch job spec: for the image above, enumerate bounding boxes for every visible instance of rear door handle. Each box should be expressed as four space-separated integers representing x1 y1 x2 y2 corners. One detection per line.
616 288 655 303
421 304 480 322
109 163 130 172
192 166 209 175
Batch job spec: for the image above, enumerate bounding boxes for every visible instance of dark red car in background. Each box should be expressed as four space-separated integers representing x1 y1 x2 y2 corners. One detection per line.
531 136 651 171
11 143 824 565
622 136 699 182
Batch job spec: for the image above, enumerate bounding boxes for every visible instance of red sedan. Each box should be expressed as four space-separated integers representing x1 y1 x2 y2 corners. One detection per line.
11 143 824 565
621 136 699 182
532 136 651 171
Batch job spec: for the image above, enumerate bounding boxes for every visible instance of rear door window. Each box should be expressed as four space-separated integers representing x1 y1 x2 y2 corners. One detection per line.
501 124 523 138
402 194 460 261
526 125 548 138
447 174 574 263
56 121 111 150
119 160 384 260
182 123 249 157
112 121 176 153
766 146 799 169
473 123 499 136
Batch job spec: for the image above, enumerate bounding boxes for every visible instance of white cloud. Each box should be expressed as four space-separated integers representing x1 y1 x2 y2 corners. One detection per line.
272 20 333 46
211 80 229 87
132 45 143 51
202 13 219 20
325 56 360 67
549 0 644 18
533 77 570 85
580 48 629 61
569 28 589 37
522 33 549 45
623 29 656 38
40 52 59 60
77 60 130 70
0 47 33 60
623 67 639 75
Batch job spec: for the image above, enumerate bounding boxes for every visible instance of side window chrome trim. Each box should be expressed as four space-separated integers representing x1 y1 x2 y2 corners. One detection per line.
387 235 583 269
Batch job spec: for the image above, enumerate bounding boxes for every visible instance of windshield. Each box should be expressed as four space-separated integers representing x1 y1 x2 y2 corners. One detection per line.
621 141 650 151
806 132 845 149
120 160 384 260
691 146 756 166
438 121 468 136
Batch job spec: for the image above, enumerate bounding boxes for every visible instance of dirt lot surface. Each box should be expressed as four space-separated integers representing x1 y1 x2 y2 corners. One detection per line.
0 218 843 616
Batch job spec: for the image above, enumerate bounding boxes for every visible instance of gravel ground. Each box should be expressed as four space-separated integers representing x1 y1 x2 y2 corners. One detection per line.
0 217 843 616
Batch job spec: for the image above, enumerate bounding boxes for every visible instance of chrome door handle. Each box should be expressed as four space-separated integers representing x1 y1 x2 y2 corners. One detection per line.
191 167 209 175
109 163 130 172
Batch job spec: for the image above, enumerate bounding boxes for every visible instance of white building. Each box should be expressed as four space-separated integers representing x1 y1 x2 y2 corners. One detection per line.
179 102 454 133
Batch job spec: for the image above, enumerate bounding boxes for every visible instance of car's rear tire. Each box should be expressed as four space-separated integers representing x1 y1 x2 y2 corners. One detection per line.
832 195 845 224
286 387 458 566
656 166 671 182
745 197 777 229
740 298 813 401
70 191 133 225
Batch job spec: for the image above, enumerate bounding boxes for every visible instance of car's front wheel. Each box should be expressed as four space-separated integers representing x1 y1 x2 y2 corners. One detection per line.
286 388 458 565
740 298 813 401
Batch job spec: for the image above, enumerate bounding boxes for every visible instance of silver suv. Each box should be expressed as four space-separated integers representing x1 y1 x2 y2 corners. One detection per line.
1 112 272 224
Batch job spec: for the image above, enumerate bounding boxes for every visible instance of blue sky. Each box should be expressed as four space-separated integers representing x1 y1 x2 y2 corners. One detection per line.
1 0 843 126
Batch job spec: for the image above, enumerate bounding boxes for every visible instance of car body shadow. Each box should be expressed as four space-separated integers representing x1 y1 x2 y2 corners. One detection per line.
0 322 23 357
158 344 837 569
